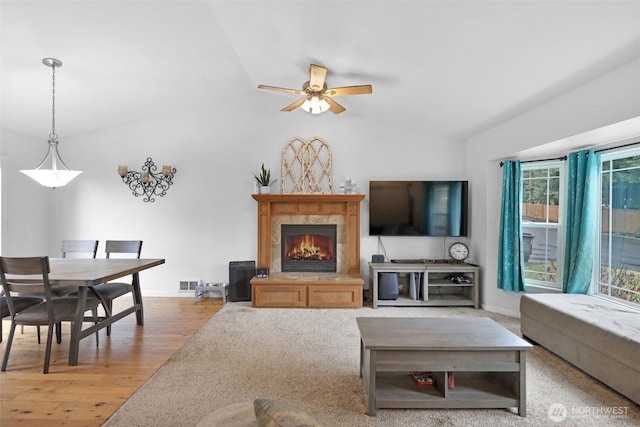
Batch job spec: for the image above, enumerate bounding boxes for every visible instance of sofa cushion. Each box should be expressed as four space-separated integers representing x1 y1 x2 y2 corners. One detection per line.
254 398 323 427
520 294 640 371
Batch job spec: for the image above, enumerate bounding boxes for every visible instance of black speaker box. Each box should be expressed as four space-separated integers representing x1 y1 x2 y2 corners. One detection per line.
228 260 255 302
378 272 399 300
372 254 384 263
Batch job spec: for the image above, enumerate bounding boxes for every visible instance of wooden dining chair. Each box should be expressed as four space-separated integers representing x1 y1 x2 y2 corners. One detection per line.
61 239 99 258
10 240 98 344
91 240 143 336
48 240 100 298
0 256 101 373
44 240 100 343
1 295 43 343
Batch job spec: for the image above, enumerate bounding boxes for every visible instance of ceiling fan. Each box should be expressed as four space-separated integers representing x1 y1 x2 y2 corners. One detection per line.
258 64 373 114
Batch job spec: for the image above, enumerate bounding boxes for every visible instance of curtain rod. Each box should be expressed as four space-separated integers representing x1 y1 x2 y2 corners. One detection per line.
499 140 639 167
595 140 639 153
500 156 567 167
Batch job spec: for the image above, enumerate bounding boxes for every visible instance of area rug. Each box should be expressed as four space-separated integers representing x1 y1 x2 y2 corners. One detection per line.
103 303 639 426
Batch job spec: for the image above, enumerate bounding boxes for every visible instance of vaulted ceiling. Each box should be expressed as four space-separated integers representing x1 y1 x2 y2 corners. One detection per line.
2 1 639 142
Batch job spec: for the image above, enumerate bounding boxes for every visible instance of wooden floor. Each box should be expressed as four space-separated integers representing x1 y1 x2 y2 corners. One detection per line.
0 297 224 427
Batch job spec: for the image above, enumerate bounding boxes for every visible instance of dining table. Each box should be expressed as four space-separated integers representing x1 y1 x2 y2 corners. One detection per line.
47 257 165 366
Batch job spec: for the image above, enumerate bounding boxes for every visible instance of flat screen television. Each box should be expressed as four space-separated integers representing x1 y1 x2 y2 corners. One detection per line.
369 180 469 237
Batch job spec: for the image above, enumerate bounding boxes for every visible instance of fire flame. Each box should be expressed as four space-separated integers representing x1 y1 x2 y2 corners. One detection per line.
285 234 333 261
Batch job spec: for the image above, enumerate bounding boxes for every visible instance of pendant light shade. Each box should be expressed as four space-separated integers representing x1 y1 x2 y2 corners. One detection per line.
21 139 82 187
20 58 82 188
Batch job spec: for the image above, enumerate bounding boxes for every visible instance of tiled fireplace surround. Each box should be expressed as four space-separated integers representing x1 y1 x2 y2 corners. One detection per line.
270 212 348 274
251 194 365 308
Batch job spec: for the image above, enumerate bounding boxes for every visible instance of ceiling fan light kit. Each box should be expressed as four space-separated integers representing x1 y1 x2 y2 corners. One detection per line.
300 96 330 114
258 64 372 115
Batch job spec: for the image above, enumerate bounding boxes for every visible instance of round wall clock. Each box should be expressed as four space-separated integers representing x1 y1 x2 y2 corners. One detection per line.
448 242 469 262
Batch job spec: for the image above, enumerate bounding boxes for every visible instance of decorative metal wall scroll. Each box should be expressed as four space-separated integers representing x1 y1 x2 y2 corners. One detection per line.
118 157 176 203
281 136 332 194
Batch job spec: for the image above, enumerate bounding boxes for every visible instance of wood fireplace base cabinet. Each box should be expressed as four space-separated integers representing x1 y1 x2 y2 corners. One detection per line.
251 194 365 308
251 273 364 308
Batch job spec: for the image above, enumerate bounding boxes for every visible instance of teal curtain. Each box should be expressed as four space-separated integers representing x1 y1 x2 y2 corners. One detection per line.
497 160 526 292
563 148 600 294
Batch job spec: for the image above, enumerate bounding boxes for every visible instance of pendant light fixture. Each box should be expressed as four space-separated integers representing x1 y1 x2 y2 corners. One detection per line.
20 58 82 188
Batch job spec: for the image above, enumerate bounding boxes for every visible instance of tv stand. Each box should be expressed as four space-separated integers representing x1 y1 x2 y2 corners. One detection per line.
369 262 480 309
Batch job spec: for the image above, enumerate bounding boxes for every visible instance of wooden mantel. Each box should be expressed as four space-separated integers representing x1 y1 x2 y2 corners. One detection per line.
251 193 365 308
252 193 365 274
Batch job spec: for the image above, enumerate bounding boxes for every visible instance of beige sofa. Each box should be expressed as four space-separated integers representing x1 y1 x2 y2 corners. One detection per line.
520 293 640 405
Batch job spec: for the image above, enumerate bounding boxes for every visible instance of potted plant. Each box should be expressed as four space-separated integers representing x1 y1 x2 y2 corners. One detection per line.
254 163 276 194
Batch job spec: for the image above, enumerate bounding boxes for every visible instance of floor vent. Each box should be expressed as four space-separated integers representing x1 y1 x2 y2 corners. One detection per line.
179 280 199 291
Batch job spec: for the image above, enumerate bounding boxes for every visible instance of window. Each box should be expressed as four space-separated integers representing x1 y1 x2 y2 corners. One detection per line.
598 148 640 305
521 162 564 290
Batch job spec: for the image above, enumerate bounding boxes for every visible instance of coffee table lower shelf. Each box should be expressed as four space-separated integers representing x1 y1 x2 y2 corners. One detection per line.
356 317 532 417
373 372 520 410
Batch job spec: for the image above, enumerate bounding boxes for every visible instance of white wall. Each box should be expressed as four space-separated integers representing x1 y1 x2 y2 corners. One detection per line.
466 58 640 317
3 60 638 310
2 91 464 296
1 129 53 255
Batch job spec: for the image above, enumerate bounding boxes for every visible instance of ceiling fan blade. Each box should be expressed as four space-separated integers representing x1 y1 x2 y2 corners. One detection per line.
308 64 328 92
258 85 305 95
324 97 346 114
281 98 307 112
325 85 373 96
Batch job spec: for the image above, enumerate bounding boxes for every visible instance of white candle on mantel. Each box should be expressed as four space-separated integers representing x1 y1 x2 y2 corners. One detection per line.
162 165 172 176
118 165 128 177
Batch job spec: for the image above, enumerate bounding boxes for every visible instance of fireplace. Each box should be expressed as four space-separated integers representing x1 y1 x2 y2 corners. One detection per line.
251 194 365 308
252 194 364 275
281 224 337 272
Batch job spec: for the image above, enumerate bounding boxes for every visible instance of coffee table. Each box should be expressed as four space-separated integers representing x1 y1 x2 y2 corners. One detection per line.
357 317 533 416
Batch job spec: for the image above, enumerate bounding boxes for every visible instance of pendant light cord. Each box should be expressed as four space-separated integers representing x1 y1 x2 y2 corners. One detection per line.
50 63 57 141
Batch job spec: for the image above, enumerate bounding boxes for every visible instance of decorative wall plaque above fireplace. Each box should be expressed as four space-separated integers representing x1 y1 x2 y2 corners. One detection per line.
281 224 337 272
